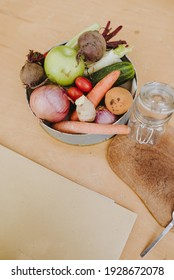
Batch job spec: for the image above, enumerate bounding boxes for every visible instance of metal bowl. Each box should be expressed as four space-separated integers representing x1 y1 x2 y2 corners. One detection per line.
26 55 137 145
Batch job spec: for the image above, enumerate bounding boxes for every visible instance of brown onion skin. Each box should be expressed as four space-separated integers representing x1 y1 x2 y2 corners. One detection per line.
29 85 70 122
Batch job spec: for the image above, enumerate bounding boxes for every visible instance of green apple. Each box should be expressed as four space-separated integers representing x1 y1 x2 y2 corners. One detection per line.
44 45 85 86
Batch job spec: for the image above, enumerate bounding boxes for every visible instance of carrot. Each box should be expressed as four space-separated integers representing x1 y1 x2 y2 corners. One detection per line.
70 70 120 121
52 121 130 135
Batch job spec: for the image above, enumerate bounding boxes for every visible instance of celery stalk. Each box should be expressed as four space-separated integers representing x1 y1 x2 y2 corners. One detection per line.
65 23 100 49
85 45 133 75
114 44 133 57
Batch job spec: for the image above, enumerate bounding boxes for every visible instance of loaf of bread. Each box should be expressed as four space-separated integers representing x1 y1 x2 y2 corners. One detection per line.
107 126 174 227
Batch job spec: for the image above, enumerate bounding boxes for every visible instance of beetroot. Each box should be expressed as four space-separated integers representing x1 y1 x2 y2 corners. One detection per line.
20 62 46 88
77 30 106 62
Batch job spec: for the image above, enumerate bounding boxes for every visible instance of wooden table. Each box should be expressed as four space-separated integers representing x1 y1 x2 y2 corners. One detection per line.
0 0 174 260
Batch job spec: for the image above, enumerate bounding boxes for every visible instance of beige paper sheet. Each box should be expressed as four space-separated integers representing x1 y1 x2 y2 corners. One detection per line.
0 145 137 260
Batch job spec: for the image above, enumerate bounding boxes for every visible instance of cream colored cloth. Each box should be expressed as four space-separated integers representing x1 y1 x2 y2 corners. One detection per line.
0 145 137 260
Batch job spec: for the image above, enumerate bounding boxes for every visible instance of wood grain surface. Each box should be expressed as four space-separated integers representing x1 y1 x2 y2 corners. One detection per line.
0 0 174 260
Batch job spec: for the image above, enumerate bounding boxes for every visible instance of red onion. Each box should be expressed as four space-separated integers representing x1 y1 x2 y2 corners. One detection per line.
95 106 117 124
30 85 70 122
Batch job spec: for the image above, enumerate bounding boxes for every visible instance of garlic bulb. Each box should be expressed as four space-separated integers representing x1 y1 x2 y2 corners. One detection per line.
75 95 96 122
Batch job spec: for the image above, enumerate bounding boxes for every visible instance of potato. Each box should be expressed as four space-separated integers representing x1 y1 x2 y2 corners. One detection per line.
105 87 133 115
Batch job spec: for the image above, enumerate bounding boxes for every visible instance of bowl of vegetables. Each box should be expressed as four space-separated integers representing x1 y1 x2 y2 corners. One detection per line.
20 21 137 145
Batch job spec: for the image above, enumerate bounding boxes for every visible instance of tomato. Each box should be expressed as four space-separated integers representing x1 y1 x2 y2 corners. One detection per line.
67 86 83 101
75 76 93 93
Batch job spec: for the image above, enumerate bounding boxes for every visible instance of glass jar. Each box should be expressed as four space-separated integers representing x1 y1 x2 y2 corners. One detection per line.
128 82 174 144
